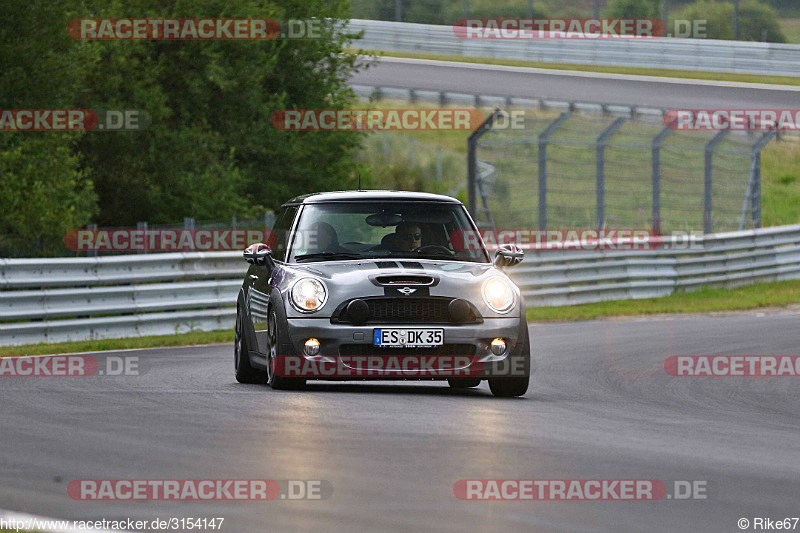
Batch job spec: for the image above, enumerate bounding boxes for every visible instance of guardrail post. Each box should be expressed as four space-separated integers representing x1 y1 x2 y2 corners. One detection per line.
467 108 504 218
704 131 729 234
596 117 627 230
652 128 673 234
87 223 98 257
537 112 571 230
136 221 147 253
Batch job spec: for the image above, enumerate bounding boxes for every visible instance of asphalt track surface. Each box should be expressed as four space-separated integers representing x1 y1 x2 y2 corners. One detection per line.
2 312 800 532
350 56 800 110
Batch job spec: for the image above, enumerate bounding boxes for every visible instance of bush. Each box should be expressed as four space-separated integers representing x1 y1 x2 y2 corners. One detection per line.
604 0 660 18
674 0 786 42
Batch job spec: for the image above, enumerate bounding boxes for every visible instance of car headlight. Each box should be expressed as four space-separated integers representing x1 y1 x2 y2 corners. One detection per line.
290 278 328 312
482 276 514 314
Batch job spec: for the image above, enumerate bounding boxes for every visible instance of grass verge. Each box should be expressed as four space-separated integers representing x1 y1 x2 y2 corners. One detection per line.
0 329 233 357
526 280 800 322
354 49 800 86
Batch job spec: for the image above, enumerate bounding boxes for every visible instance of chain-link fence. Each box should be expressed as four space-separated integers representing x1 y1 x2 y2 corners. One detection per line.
357 131 468 201
469 108 776 233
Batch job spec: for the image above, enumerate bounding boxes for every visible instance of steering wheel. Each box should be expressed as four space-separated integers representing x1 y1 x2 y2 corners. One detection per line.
414 244 453 255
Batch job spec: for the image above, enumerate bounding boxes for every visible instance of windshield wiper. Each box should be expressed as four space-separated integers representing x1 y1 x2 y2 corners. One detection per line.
294 252 363 262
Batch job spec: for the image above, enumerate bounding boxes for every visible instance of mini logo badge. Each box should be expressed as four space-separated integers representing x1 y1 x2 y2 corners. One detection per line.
397 287 416 296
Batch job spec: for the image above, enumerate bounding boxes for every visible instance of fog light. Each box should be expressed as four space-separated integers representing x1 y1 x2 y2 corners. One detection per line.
304 338 320 356
490 338 506 355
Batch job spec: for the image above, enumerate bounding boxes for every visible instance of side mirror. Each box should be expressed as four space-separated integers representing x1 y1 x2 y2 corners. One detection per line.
243 243 273 267
493 243 524 268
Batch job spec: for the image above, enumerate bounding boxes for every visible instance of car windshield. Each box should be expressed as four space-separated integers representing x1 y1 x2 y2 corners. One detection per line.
288 201 490 263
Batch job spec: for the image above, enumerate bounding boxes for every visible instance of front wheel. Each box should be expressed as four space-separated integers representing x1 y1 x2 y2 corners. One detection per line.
266 306 306 391
489 325 530 397
447 378 481 389
234 307 266 384
488 376 529 397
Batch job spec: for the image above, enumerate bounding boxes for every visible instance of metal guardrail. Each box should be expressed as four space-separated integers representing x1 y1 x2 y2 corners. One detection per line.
1 225 799 346
350 19 800 77
0 252 244 346
510 224 800 306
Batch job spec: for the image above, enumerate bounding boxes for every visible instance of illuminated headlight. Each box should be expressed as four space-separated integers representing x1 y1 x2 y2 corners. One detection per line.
291 278 327 312
482 276 514 313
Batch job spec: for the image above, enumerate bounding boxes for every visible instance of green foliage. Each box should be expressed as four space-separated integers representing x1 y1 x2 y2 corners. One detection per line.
351 0 548 24
674 0 786 42
76 0 365 224
0 0 99 256
0 135 97 256
604 0 660 18
0 0 366 255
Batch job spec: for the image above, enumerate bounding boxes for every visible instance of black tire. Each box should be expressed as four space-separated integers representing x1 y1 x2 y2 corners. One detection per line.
234 307 266 384
488 325 530 398
266 306 306 391
447 378 481 389
488 376 529 397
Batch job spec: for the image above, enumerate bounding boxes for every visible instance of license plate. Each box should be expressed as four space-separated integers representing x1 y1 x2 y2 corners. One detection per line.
373 328 444 348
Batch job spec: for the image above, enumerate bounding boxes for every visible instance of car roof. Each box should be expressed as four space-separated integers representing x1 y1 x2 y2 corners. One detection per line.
282 190 462 206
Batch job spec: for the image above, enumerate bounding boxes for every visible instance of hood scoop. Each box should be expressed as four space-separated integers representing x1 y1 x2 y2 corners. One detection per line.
374 274 435 286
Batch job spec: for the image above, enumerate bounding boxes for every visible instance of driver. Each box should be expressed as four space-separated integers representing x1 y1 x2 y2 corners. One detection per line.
393 221 422 252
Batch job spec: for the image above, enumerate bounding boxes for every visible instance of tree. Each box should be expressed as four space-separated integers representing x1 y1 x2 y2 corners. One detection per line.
674 0 785 42
75 0 366 224
605 0 660 18
0 0 98 256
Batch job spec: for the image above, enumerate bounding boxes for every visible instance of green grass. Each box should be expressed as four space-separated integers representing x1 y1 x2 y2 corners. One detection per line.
526 280 800 322
779 18 800 44
0 329 233 357
354 49 800 86
762 140 800 226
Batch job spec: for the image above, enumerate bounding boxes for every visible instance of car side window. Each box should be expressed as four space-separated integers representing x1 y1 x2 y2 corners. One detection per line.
270 206 298 262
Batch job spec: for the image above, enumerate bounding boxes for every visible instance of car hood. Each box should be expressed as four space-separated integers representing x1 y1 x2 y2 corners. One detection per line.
279 259 520 318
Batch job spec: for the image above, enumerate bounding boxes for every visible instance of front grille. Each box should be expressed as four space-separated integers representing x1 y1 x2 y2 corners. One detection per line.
331 297 480 324
369 298 449 322
339 344 476 356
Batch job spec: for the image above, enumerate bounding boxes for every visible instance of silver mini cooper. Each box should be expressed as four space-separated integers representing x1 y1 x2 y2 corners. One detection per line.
235 190 530 397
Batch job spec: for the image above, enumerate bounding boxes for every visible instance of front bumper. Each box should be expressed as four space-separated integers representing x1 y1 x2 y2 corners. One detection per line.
277 317 527 380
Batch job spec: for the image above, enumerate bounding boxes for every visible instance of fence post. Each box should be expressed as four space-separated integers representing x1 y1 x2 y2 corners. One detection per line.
537 112 571 230
184 217 195 230
436 146 443 181
652 128 673 234
745 130 777 229
704 131 729 234
264 211 276 231
467 108 504 218
596 117 627 231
